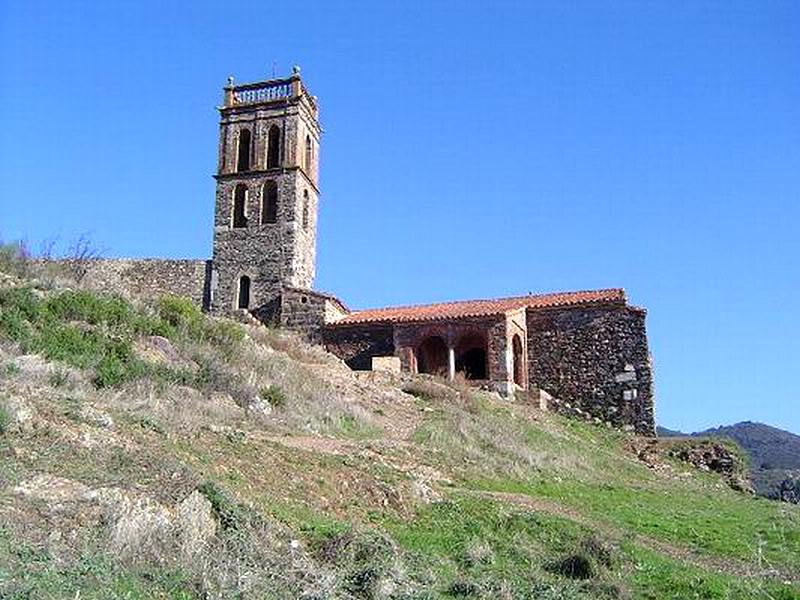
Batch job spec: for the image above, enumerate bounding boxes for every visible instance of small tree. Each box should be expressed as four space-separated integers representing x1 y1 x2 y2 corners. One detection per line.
66 233 103 283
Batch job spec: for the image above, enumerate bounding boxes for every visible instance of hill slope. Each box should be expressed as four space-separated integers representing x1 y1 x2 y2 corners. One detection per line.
658 422 800 501
1 265 799 599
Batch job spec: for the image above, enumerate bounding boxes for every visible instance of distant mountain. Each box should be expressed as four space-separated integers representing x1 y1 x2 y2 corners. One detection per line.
656 425 686 437
659 421 800 501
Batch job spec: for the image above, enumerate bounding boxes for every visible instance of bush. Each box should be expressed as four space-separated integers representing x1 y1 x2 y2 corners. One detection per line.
259 384 286 409
157 295 243 351
94 345 145 388
197 481 260 532
0 403 9 434
0 241 31 278
401 378 458 402
546 552 597 580
48 369 69 388
447 579 480 597
314 528 399 598
44 290 134 329
157 295 202 335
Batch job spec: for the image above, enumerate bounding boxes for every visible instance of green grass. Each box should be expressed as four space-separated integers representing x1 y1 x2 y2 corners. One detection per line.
333 412 383 440
0 528 194 600
622 544 800 600
259 383 286 408
375 493 617 598
468 477 800 573
0 402 9 434
0 287 243 390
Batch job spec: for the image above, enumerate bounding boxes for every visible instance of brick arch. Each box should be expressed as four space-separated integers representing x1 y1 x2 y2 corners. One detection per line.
416 335 448 377
455 332 487 380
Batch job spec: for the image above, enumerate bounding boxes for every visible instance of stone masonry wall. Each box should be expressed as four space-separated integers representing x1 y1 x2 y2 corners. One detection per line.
275 289 343 343
211 169 317 313
526 303 655 435
54 259 211 307
323 324 395 370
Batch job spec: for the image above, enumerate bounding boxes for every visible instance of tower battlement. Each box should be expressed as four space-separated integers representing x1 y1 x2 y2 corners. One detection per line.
221 72 318 115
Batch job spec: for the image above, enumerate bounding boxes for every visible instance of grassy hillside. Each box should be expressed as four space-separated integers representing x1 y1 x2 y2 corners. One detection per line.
658 423 800 501
1 261 799 599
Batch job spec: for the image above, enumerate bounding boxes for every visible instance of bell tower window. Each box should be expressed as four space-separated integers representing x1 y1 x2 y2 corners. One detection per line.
304 135 313 172
237 275 251 309
237 128 252 172
302 190 310 230
261 180 278 224
267 125 281 168
232 184 247 228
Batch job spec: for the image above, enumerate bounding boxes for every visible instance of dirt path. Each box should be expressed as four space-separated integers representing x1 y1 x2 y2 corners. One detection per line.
467 489 798 583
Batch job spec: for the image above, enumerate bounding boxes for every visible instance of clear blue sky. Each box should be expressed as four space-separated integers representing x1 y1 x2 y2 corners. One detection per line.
1 1 798 434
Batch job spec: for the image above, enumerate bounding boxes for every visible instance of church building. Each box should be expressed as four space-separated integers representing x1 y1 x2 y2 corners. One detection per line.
74 69 656 436
207 70 656 435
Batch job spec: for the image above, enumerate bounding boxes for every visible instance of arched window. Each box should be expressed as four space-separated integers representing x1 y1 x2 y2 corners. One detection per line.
237 275 250 309
267 125 281 168
304 134 313 172
302 190 309 230
237 128 251 172
232 184 247 228
261 180 278 224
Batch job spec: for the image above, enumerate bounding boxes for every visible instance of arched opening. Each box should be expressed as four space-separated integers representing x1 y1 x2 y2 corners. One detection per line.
302 190 310 230
512 334 524 387
455 334 487 380
304 134 313 172
261 180 278 224
237 128 251 172
417 336 448 377
267 125 281 168
232 184 247 228
237 276 251 309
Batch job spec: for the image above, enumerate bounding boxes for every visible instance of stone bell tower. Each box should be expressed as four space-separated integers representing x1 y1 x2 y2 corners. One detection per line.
210 67 321 313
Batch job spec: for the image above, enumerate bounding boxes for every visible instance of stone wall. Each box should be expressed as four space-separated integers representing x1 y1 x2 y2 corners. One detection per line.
53 259 211 307
526 303 655 435
260 288 345 343
210 168 319 313
323 324 395 370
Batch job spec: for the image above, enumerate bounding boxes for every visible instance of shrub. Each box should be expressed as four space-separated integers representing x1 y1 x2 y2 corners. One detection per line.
0 403 9 434
94 347 144 388
260 384 286 409
546 552 596 580
43 290 134 329
157 295 243 351
0 287 40 321
314 528 398 598
38 324 105 368
48 369 69 388
0 307 33 346
447 579 480 597
401 378 458 402
197 481 259 532
0 241 31 278
157 295 202 335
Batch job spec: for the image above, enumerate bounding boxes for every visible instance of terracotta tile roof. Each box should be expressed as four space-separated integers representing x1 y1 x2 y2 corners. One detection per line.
332 288 626 326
